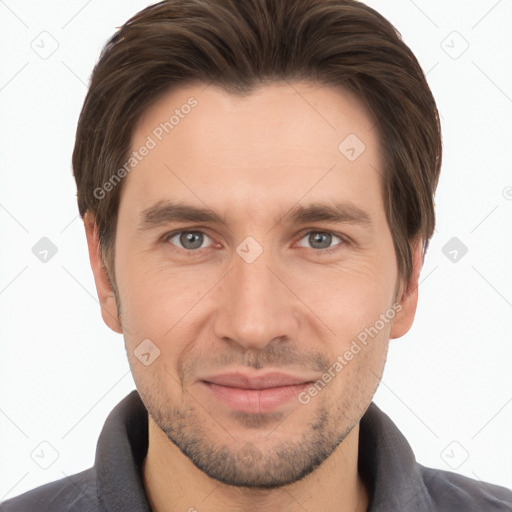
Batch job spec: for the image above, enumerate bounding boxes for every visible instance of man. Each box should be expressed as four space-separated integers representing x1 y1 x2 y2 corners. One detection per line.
2 0 511 510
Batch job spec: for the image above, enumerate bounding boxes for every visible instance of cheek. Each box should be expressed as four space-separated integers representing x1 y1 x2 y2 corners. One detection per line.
292 255 396 334
114 251 218 353
326 294 392 398
116 240 173 305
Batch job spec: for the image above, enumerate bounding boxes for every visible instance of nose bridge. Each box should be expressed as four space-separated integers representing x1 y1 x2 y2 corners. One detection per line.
213 239 295 349
234 247 273 308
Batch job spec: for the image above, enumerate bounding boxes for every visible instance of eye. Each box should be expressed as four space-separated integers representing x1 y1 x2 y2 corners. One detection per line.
296 231 344 252
166 230 213 251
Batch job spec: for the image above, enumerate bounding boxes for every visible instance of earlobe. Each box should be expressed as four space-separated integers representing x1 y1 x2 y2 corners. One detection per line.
84 212 123 334
390 240 424 340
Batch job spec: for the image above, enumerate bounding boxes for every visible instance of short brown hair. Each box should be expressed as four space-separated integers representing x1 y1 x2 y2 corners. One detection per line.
72 0 442 286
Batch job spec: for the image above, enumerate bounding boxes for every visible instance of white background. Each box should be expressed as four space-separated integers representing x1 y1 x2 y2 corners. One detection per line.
1 0 511 501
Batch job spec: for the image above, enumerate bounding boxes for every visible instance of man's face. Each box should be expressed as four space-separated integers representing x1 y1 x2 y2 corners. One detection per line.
95 82 414 487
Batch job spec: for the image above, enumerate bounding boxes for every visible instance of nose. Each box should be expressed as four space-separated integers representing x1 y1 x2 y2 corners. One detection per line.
212 243 299 351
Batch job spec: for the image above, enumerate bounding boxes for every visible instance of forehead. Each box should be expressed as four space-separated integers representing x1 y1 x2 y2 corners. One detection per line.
121 81 384 223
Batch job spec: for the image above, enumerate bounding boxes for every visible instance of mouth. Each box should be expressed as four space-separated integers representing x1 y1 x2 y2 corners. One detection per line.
200 371 315 414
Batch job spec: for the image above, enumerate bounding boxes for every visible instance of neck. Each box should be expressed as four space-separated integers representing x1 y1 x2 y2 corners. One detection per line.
142 417 369 512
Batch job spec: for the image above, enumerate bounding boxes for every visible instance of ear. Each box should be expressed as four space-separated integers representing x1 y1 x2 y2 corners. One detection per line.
84 212 123 334
390 240 424 339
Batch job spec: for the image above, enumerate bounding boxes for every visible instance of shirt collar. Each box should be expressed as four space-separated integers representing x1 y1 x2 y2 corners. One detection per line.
358 402 433 511
95 390 151 512
95 390 432 512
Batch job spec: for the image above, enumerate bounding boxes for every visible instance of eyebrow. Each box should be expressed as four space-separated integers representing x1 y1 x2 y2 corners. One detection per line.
138 200 373 230
138 201 225 229
281 202 372 227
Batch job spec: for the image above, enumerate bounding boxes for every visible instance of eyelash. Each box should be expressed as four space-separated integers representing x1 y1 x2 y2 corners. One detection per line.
162 229 348 255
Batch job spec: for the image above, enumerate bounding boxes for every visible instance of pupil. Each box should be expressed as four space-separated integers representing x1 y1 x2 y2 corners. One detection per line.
310 232 331 249
181 231 203 249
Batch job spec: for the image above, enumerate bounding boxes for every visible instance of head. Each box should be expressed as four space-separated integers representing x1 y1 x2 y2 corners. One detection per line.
75 0 441 489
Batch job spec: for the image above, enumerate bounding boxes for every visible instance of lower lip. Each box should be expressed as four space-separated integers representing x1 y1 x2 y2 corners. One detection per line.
202 381 310 414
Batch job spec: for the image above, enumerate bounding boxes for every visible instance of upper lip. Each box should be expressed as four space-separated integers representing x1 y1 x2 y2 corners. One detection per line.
201 371 314 390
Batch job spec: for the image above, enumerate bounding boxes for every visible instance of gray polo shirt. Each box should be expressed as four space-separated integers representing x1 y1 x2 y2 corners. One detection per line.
1 390 511 511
